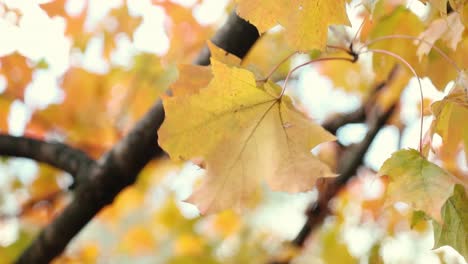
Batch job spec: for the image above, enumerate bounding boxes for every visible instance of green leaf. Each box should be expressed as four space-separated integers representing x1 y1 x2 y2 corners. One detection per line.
379 149 455 220
433 184 468 261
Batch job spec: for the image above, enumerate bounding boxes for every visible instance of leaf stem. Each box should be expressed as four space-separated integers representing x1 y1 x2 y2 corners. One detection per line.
326 45 350 53
361 34 461 73
279 56 356 98
362 48 424 154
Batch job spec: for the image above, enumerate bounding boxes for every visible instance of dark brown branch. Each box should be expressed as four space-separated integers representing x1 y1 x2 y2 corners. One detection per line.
0 134 96 183
291 104 397 247
15 11 259 264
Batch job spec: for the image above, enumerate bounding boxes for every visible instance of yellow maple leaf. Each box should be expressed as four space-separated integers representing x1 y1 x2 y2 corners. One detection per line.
368 6 424 80
171 64 212 96
235 0 350 51
158 58 335 213
379 149 456 221
174 234 205 256
431 72 468 165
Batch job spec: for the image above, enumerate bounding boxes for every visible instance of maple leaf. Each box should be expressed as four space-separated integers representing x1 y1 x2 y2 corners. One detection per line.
417 13 464 60
368 6 424 80
235 0 350 51
158 58 336 213
0 53 33 100
171 64 212 96
40 0 88 34
159 2 213 63
431 72 468 164
433 184 468 260
379 149 456 221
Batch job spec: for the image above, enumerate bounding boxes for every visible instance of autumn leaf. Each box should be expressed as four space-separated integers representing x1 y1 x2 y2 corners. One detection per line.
159 2 213 63
171 64 212 96
433 184 468 260
368 6 424 80
235 0 350 51
320 225 357 264
206 41 241 66
379 149 456 221
159 58 336 213
40 0 88 36
27 67 118 155
416 12 464 60
431 73 468 164
119 226 157 255
0 53 33 100
0 97 11 131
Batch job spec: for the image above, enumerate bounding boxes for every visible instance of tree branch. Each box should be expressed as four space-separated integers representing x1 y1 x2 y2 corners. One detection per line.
0 134 96 183
15 11 259 264
288 66 401 251
291 103 396 247
269 100 396 264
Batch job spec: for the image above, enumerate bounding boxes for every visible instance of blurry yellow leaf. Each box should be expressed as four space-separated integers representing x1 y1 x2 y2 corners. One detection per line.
159 2 213 63
29 165 61 199
28 67 118 155
320 224 357 264
433 184 468 260
98 186 144 223
431 73 468 164
0 53 33 100
159 58 336 213
152 197 197 234
0 97 11 131
417 13 464 60
376 66 411 110
213 210 241 237
236 0 350 51
171 64 212 96
119 226 156 255
54 242 100 264
135 159 179 191
40 0 88 38
174 234 205 256
368 7 424 80
0 230 34 264
379 149 456 221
